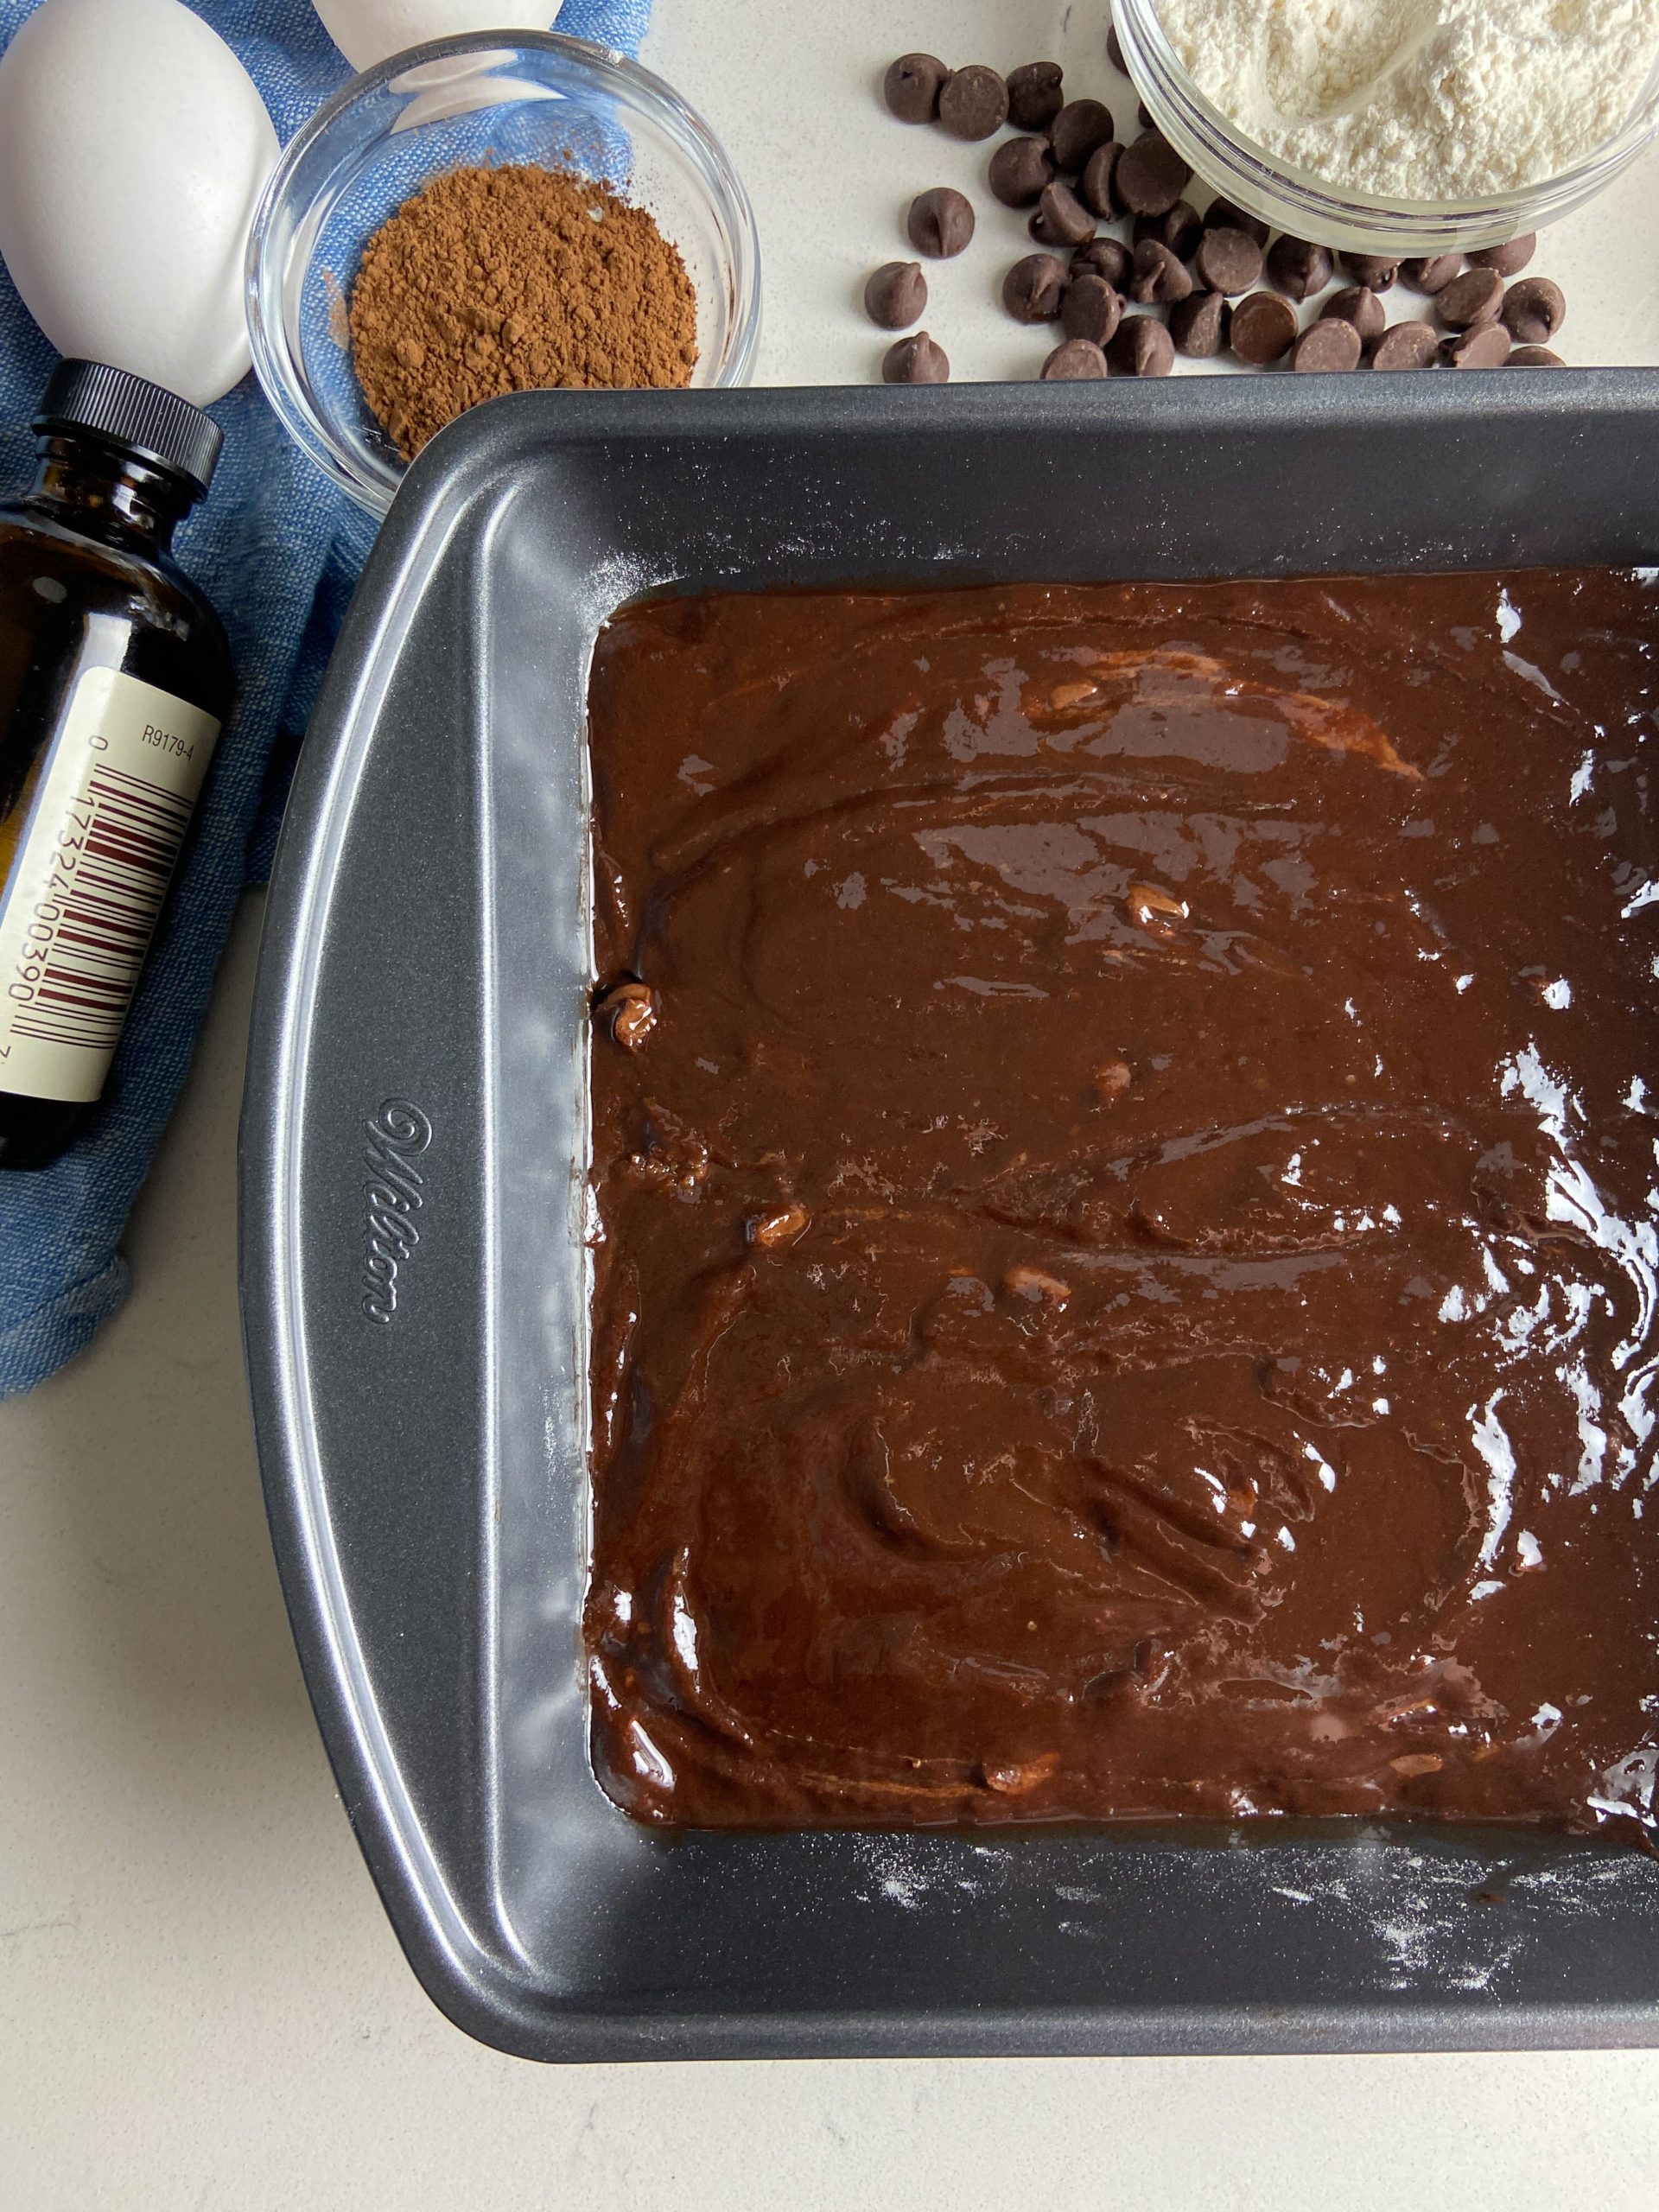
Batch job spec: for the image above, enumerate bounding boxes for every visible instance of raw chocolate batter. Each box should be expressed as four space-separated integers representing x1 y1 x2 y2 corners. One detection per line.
584 574 1659 1834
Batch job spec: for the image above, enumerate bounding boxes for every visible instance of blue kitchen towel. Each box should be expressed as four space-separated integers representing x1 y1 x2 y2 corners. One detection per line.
0 0 652 1395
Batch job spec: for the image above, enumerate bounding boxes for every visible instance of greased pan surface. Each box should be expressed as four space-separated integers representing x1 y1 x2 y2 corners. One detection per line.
239 378 1659 2062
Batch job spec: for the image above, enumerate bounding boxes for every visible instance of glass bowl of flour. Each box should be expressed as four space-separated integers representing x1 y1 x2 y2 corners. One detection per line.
1114 0 1659 253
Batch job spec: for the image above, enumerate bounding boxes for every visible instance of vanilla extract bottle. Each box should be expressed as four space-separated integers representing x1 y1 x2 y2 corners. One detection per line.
0 360 232 1169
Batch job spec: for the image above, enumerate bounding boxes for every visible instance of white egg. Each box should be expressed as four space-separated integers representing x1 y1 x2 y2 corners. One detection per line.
313 1 565 74
0 0 277 406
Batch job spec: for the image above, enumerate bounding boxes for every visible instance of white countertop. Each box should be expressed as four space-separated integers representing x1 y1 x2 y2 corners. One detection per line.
5 6 1659 2204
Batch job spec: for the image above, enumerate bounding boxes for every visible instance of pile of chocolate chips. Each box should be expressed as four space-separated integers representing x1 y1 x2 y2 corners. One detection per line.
872 37 1567 384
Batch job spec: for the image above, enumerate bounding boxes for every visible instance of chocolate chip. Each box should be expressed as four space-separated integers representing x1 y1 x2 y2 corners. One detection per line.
1470 233 1535 275
1193 226 1262 296
1060 272 1124 346
1202 197 1269 245
1263 234 1332 301
1003 252 1069 322
863 260 927 329
596 978 656 1048
1107 22 1128 73
1508 343 1565 367
882 330 950 382
1371 319 1440 371
1438 267 1504 329
1136 200 1202 259
1292 317 1361 372
1078 141 1124 218
1030 181 1096 248
1116 130 1191 216
1401 253 1463 294
1129 237 1193 304
749 1201 810 1248
1340 252 1399 292
989 136 1056 208
938 65 1008 141
1049 99 1116 174
907 187 976 257
1071 236 1130 289
1107 314 1175 376
883 53 948 124
1322 285 1386 344
1170 289 1230 357
1042 337 1109 378
1441 322 1510 368
1007 60 1065 132
1502 276 1566 345
1230 290 1298 364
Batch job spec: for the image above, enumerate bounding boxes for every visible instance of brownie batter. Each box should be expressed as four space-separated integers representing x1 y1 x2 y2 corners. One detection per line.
584 574 1659 1835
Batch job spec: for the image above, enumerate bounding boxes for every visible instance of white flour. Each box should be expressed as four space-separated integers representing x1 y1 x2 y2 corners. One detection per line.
1156 0 1659 198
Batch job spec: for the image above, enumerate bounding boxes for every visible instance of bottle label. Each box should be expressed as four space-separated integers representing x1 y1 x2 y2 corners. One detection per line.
0 667 221 1104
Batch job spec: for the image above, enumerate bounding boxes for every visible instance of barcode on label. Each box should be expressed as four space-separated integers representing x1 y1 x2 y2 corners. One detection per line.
0 666 220 1103
8 762 190 1052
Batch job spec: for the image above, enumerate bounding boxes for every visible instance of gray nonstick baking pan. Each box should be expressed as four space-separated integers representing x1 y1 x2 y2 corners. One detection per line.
240 376 1659 2062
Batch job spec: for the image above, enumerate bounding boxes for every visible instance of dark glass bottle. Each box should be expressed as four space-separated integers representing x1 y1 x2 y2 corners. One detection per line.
0 361 232 1170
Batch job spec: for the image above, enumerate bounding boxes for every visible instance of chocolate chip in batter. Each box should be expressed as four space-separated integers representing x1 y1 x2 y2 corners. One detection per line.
1230 290 1298 365
883 53 948 124
988 136 1057 208
882 330 950 382
1126 880 1188 930
1007 60 1065 132
1071 236 1131 289
1401 253 1464 294
1116 130 1191 216
1371 319 1440 371
863 260 927 329
748 1201 810 1249
1470 233 1535 275
1093 1058 1133 1104
1135 200 1202 260
1194 226 1263 296
594 976 657 1048
1049 99 1116 174
1437 267 1504 328
1106 314 1175 376
1340 251 1400 292
1030 181 1097 249
1041 337 1109 379
907 187 976 257
1129 237 1193 304
1440 322 1510 368
1322 285 1386 345
1264 234 1332 300
1060 272 1124 346
938 64 1008 141
1292 316 1361 372
1169 289 1230 357
1003 252 1069 322
1502 277 1566 346
1078 140 1124 218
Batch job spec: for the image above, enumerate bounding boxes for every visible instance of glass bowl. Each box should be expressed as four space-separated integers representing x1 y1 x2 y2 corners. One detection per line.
246 31 761 515
1114 0 1659 255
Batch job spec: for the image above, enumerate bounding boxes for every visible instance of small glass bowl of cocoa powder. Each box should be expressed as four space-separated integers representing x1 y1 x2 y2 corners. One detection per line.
247 32 760 515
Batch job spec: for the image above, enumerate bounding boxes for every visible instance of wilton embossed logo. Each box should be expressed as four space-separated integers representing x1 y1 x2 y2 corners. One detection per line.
360 1099 432 1325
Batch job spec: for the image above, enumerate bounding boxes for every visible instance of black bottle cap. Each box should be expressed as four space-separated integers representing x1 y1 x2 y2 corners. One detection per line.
31 359 222 499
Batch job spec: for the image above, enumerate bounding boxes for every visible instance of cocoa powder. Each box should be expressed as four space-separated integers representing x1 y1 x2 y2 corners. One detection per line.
349 164 699 459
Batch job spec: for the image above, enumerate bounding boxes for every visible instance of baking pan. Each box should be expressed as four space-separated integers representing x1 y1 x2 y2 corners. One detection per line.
239 376 1659 2061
